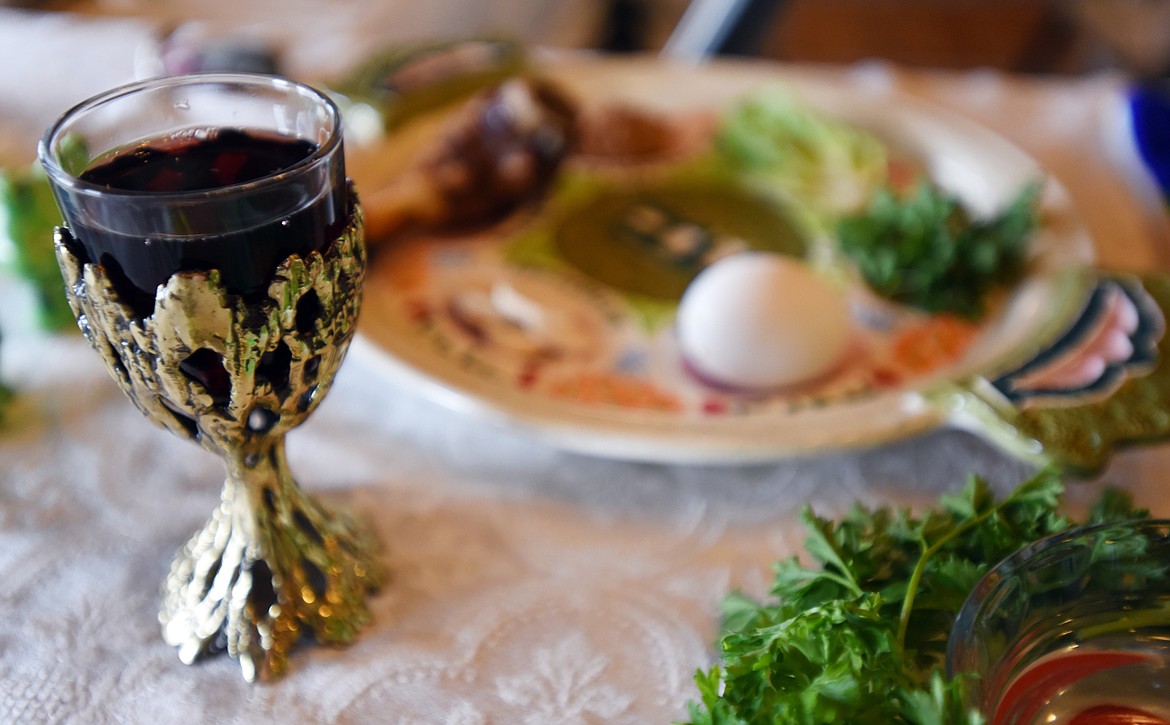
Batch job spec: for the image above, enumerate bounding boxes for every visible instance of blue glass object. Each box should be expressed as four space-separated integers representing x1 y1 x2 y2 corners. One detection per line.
1129 81 1170 198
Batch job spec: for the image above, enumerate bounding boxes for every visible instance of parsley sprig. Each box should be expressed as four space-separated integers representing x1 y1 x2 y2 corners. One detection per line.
835 181 1040 319
683 470 1150 725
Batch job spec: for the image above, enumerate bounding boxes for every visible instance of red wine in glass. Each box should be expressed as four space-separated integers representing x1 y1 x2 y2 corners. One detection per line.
69 127 346 318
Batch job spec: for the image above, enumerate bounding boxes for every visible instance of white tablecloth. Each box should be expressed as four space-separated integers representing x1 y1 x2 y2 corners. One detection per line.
3 10 1170 724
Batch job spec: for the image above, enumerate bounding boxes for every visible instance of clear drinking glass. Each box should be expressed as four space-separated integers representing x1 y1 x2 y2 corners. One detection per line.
947 519 1170 724
39 73 381 681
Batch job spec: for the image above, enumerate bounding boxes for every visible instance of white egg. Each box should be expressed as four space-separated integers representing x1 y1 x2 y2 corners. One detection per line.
676 252 851 389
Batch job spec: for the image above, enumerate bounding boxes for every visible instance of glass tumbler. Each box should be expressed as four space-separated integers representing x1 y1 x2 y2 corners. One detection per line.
947 519 1170 724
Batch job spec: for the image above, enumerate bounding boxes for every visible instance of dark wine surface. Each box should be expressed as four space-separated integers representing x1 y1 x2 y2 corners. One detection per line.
72 128 346 318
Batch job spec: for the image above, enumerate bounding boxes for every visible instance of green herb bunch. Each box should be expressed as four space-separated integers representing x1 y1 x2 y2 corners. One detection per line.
683 470 1149 725
835 181 1040 319
0 164 75 330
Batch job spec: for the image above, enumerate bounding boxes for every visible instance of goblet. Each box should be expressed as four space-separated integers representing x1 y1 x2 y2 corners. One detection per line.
39 74 382 681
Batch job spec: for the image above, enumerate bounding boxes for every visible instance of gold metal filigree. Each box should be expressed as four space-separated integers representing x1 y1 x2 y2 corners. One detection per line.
54 190 382 681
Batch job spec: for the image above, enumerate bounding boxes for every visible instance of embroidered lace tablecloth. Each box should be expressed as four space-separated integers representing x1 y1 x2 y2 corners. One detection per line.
4 12 1170 724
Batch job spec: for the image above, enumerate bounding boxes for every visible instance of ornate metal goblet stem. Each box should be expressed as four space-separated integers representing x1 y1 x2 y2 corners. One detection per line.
54 195 382 682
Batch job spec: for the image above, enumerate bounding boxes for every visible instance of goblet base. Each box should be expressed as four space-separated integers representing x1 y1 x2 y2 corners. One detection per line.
161 438 382 682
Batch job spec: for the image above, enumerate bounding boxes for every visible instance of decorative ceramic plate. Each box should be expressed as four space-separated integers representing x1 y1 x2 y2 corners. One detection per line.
353 56 1170 469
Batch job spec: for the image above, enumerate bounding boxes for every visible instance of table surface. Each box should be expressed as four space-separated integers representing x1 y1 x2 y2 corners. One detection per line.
3 8 1170 724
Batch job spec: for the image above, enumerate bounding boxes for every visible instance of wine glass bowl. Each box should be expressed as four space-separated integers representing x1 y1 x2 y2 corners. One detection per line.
40 74 349 317
40 74 382 681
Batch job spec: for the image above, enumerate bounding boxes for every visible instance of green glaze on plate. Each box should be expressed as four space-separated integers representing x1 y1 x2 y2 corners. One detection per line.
505 164 817 331
554 179 808 301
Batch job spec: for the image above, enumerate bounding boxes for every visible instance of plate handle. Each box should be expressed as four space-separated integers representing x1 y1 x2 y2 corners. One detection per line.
937 271 1170 473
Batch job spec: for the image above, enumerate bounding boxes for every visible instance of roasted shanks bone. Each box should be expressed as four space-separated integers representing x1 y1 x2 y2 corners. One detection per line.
361 78 576 241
